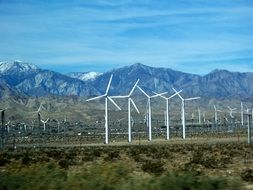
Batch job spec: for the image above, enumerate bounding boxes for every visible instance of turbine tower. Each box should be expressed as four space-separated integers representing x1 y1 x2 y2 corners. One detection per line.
55 119 61 133
33 103 45 128
137 86 167 141
6 121 10 133
41 118 49 131
86 74 121 144
198 108 201 124
214 105 222 124
153 90 182 140
110 79 140 143
173 88 200 139
241 102 244 126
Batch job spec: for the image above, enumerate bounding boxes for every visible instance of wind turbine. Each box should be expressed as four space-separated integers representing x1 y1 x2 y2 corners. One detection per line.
110 79 140 143
86 74 121 144
228 106 237 131
33 103 45 128
55 119 61 133
214 105 222 124
228 106 237 119
41 118 49 131
172 88 200 139
203 111 206 123
137 85 167 141
153 90 182 140
6 121 10 133
241 102 244 126
198 108 201 124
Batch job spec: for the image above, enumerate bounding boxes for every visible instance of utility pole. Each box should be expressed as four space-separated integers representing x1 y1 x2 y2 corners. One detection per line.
1 109 6 149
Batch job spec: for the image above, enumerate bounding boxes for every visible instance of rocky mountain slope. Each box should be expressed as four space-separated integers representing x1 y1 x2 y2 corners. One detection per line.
0 61 253 100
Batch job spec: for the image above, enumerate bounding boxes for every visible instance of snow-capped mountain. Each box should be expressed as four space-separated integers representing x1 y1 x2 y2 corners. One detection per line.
67 72 102 81
0 60 38 73
0 61 100 97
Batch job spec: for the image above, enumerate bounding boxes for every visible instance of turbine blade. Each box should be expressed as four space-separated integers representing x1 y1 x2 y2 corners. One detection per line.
130 98 140 114
105 74 113 95
168 89 183 99
37 104 42 112
185 97 200 101
151 92 167 98
86 94 105 102
152 91 167 99
137 85 149 97
109 95 128 98
108 96 121 110
129 79 140 96
172 88 183 100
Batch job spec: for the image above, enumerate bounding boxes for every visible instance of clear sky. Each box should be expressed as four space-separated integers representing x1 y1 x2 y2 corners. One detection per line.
0 0 253 74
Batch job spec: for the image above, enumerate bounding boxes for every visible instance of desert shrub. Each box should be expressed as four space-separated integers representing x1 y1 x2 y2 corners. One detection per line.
104 150 120 161
240 168 253 182
22 153 31 165
65 162 131 190
82 153 95 161
0 162 67 190
189 149 230 169
58 159 70 169
45 149 63 160
157 172 242 190
0 152 10 166
141 159 165 175
91 149 101 157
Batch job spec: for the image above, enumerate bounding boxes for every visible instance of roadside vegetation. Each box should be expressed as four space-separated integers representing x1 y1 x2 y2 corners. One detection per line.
0 143 252 189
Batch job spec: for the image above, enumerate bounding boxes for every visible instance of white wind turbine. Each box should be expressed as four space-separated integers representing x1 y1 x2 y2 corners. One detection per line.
153 90 182 140
86 74 121 144
137 85 167 141
228 106 237 119
6 121 10 133
110 79 140 143
214 105 222 124
41 118 49 131
33 103 45 128
55 119 61 133
203 111 206 123
172 88 200 139
198 108 201 124
241 102 244 126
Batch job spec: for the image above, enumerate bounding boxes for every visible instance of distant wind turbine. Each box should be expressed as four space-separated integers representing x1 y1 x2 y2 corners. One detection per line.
241 102 244 126
41 118 49 131
137 85 167 141
228 106 237 119
198 108 201 124
173 88 200 139
214 105 222 124
153 90 182 140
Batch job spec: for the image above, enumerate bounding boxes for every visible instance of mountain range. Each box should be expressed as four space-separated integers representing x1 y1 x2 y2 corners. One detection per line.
0 60 252 100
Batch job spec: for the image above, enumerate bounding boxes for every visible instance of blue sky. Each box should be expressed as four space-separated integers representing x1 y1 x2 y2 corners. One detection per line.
0 0 253 74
